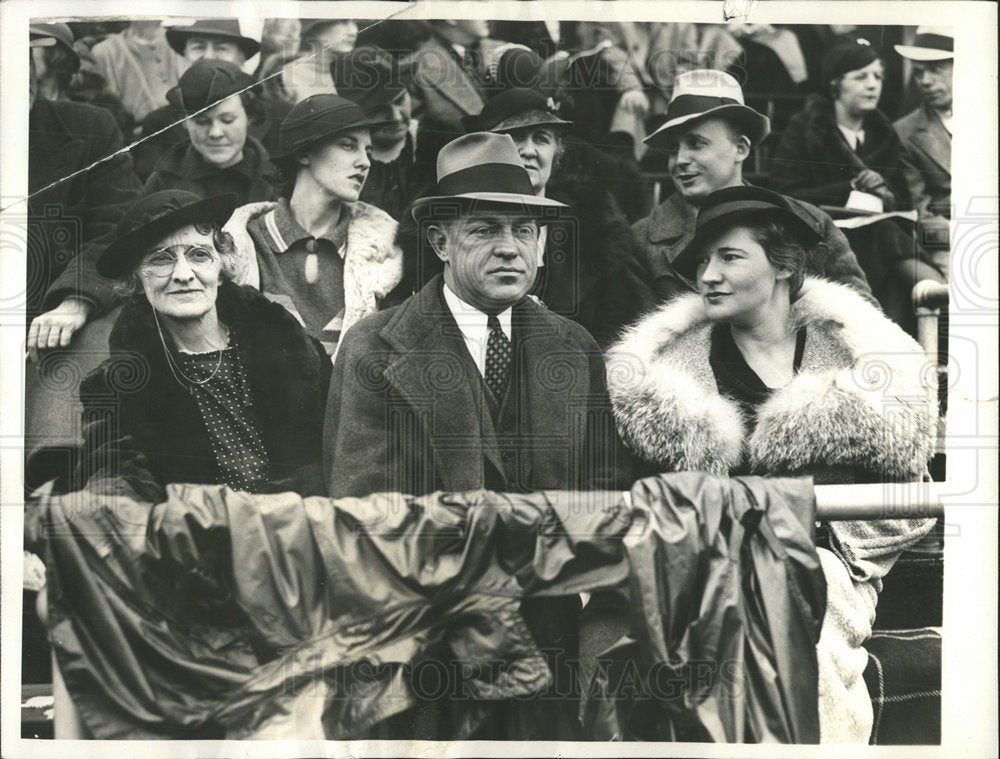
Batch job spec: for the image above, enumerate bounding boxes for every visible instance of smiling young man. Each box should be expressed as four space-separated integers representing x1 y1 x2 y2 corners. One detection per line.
630 70 873 304
322 132 632 740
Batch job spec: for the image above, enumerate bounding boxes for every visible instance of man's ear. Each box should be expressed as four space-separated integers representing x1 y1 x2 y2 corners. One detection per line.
426 224 449 262
733 134 752 163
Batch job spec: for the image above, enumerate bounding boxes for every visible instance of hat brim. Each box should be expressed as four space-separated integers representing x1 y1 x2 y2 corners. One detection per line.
29 36 57 48
893 44 953 61
97 193 239 278
490 110 574 133
166 29 261 59
644 105 771 147
411 192 568 223
673 206 822 281
270 115 394 163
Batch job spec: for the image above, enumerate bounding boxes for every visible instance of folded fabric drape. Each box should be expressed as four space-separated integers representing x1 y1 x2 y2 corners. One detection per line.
26 472 825 742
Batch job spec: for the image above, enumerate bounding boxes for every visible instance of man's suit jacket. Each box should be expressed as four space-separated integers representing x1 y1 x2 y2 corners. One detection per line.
324 275 630 498
408 35 486 132
896 103 952 221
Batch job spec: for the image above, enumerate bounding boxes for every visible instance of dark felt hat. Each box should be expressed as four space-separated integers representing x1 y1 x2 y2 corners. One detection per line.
329 46 411 115
271 93 388 164
165 58 256 115
644 69 770 147
166 18 260 60
410 132 567 222
674 186 822 280
822 39 881 87
97 190 238 278
462 87 572 133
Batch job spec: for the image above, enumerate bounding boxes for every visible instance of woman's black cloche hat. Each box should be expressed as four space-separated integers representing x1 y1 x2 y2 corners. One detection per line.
674 186 822 280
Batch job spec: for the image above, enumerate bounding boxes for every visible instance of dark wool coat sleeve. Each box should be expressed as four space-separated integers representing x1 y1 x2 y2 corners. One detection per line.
33 100 142 313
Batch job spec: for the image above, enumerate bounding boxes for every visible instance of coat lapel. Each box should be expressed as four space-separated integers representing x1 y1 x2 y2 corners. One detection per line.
380 278 502 490
910 107 951 174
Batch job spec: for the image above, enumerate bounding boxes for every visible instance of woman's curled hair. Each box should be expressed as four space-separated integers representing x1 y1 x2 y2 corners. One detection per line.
744 219 808 300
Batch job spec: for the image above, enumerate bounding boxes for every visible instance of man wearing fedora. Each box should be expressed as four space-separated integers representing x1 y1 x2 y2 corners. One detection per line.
323 132 631 738
895 27 953 276
236 94 403 356
631 69 873 304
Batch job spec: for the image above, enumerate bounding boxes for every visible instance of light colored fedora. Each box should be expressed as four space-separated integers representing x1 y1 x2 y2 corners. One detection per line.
644 69 770 147
894 27 954 61
410 132 568 222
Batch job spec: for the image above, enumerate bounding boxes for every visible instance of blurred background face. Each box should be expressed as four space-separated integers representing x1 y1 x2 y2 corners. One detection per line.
369 90 412 150
912 60 953 110
184 94 248 168
262 18 301 59
835 59 884 116
183 35 245 65
309 21 358 59
508 126 559 194
139 224 222 321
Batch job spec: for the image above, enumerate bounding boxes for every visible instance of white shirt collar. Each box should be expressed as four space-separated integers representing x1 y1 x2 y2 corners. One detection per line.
442 282 513 376
837 124 866 150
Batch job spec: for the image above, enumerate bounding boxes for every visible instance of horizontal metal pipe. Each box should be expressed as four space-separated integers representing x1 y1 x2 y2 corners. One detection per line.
814 481 942 520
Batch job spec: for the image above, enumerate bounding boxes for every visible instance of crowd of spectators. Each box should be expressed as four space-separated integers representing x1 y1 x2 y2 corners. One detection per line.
23 17 952 745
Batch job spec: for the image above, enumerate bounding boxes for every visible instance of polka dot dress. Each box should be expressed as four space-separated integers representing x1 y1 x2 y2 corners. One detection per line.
177 334 269 493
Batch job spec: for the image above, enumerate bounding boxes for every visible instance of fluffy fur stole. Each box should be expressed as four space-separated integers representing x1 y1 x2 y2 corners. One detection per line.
606 277 937 481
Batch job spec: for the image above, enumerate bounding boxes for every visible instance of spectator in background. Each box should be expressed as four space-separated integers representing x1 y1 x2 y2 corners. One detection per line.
143 59 278 204
89 20 180 125
281 19 358 103
255 17 302 77
768 39 944 335
165 18 261 66
26 27 142 359
895 27 953 276
462 87 656 347
28 23 80 102
408 20 497 169
137 20 291 180
332 46 421 220
68 39 136 137
629 70 872 306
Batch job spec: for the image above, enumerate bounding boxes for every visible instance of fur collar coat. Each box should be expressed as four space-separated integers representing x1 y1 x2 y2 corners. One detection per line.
606 277 938 583
79 281 332 497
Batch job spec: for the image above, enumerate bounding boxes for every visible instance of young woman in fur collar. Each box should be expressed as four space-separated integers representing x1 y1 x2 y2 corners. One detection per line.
606 186 939 743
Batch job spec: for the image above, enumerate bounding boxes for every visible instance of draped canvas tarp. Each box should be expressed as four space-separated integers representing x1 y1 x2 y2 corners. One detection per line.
25 473 825 742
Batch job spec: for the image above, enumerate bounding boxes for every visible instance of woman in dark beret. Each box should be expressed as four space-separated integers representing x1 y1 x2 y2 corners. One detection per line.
142 58 279 204
768 39 943 336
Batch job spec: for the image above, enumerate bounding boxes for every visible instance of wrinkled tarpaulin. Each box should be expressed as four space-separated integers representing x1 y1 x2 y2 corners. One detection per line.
25 472 826 742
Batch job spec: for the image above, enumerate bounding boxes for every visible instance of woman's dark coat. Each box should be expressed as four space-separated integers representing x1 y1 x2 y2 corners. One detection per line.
142 134 279 205
79 281 331 497
769 94 912 210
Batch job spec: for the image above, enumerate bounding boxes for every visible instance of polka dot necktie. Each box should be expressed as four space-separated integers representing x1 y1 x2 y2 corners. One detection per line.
485 315 511 402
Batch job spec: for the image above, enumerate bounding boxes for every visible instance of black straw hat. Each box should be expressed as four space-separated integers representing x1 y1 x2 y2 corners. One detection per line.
821 39 881 89
166 19 260 60
271 93 388 164
97 190 238 278
165 58 256 115
462 87 573 133
673 186 822 280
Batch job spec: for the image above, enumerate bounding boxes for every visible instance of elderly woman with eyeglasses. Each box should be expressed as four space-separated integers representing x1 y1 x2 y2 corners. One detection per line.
78 190 331 498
